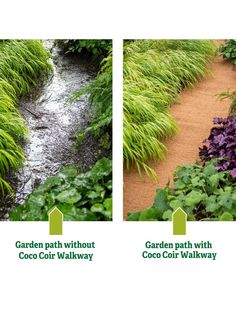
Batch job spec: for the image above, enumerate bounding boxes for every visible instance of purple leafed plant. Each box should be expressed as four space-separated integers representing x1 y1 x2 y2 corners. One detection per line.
199 117 236 178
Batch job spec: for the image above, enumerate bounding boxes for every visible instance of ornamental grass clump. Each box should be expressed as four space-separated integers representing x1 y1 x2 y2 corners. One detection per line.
218 90 236 116
0 40 51 197
124 39 216 178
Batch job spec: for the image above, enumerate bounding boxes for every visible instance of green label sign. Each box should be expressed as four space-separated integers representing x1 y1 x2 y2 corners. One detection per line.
49 207 63 235
172 207 187 235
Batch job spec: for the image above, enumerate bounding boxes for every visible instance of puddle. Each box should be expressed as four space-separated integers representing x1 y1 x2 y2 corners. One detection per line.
0 40 102 216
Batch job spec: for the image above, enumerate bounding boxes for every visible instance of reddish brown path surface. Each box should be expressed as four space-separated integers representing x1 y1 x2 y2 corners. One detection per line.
124 56 236 218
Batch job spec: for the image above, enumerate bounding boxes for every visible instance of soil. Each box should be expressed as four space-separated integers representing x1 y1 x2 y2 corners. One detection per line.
124 55 236 218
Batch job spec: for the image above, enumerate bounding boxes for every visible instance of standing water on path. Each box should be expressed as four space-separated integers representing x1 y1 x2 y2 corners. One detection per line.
11 40 97 209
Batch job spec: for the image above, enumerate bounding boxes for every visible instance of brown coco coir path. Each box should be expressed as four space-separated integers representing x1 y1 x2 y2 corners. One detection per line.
124 55 236 218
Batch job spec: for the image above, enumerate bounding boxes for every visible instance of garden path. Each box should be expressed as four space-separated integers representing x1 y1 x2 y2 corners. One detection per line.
124 55 236 217
14 41 97 206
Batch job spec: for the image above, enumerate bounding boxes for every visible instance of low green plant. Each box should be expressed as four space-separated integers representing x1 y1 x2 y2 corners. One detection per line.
73 51 112 149
0 40 51 197
219 40 236 64
10 157 112 221
199 117 236 178
56 40 112 59
123 40 216 178
127 159 236 221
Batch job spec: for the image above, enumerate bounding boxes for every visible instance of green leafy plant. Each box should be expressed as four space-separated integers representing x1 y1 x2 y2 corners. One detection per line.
10 157 112 221
199 117 236 177
73 51 112 149
127 159 236 221
56 40 112 59
0 40 51 198
219 40 236 64
123 40 216 178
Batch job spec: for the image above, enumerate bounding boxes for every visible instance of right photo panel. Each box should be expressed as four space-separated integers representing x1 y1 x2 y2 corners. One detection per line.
124 39 236 221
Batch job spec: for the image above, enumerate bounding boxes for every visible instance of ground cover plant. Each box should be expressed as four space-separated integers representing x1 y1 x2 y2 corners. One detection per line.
123 40 216 178
0 40 51 197
219 40 236 65
56 40 112 59
10 157 112 221
199 117 236 177
127 159 236 221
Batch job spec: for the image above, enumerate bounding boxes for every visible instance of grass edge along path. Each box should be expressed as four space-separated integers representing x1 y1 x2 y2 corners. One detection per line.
0 40 51 198
123 40 216 179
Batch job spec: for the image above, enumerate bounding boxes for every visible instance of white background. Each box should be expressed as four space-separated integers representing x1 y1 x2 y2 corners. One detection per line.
0 1 236 313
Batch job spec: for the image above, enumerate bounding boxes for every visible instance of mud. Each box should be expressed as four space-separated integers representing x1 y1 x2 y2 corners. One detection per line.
1 40 103 217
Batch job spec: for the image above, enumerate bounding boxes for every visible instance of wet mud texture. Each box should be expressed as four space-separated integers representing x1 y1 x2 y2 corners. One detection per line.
1 41 104 216
124 56 236 218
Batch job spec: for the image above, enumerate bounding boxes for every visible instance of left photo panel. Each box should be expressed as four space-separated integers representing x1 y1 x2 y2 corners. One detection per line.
0 39 112 221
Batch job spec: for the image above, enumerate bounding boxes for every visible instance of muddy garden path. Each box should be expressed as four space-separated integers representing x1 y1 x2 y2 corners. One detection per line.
4 41 99 214
124 55 236 217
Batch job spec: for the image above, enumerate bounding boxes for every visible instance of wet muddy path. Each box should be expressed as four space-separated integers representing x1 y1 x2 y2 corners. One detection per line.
2 40 100 216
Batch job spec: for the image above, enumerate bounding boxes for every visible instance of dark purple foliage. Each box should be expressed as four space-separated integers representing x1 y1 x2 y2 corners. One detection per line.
199 117 236 177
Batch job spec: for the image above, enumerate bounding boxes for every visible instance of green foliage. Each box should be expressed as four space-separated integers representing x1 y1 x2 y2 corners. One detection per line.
0 40 51 197
127 159 236 221
219 40 236 64
123 40 216 178
56 40 112 59
73 52 112 148
218 90 236 116
10 158 112 221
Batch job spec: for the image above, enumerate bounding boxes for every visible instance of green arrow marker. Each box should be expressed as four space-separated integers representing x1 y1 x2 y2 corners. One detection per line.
172 207 187 235
49 207 63 235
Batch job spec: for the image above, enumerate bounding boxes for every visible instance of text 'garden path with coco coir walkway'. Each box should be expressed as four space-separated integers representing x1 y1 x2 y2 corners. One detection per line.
124 55 236 218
